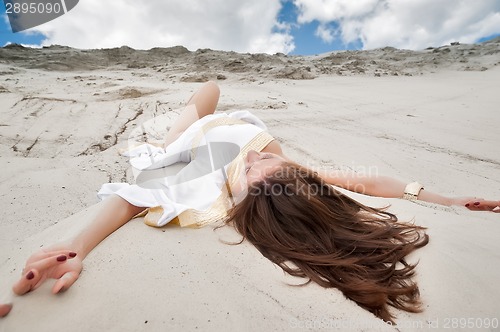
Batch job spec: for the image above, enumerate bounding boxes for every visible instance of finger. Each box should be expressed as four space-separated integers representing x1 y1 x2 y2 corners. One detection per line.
473 200 500 210
25 254 70 273
52 271 79 294
464 199 483 208
27 250 77 263
0 304 12 318
12 270 38 295
23 251 77 274
465 199 485 208
465 202 481 210
14 254 69 295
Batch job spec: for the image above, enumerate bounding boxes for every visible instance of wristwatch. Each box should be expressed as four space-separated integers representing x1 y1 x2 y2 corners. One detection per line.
403 182 424 201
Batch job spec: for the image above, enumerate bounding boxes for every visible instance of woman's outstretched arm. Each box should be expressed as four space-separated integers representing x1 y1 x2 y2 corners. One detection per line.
69 195 146 260
1 195 146 317
317 169 500 212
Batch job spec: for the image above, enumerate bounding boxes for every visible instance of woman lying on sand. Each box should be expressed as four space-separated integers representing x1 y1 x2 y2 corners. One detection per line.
1 81 498 322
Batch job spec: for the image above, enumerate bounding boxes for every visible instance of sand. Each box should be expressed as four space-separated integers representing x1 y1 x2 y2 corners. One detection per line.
0 39 499 331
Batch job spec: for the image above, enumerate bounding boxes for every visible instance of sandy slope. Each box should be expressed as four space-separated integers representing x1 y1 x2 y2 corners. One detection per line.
0 41 499 331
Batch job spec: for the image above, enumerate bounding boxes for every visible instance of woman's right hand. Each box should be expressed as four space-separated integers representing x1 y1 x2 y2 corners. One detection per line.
12 247 82 296
1 247 82 318
2 196 144 318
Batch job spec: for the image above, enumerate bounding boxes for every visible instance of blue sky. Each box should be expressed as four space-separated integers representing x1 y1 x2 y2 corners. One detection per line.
1 18 45 47
1 0 499 55
276 0 363 54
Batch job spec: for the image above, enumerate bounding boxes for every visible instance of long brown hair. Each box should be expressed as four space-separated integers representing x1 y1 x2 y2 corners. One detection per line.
225 161 429 323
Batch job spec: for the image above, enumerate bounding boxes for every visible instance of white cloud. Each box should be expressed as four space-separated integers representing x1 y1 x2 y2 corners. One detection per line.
296 0 379 22
315 25 335 43
294 0 500 49
2 42 42 48
30 0 294 54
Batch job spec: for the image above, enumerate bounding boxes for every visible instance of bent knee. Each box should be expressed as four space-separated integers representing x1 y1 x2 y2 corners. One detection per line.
204 80 220 94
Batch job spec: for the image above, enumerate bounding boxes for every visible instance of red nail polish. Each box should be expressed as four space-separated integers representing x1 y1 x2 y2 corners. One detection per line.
465 203 469 207
69 252 77 258
57 255 67 262
26 271 34 280
473 202 480 206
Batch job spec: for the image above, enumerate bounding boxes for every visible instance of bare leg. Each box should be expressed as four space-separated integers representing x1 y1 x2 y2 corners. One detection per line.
163 81 220 147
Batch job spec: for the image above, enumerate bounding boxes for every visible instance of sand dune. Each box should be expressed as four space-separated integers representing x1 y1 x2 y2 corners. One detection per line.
0 40 499 331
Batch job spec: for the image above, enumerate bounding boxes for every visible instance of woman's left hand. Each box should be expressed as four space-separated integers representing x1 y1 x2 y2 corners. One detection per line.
451 197 500 213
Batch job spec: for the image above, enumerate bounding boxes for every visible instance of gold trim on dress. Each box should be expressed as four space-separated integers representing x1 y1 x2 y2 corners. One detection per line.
190 117 247 159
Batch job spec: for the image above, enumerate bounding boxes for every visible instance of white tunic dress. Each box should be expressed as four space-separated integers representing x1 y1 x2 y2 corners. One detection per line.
97 111 275 228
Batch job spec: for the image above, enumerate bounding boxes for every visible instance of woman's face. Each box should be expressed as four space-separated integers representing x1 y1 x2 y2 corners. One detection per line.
244 150 285 186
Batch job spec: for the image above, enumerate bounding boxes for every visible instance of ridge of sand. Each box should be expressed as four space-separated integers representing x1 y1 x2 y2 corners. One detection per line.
1 38 499 79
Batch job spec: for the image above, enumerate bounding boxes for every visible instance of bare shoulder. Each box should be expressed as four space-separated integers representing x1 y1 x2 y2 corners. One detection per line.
261 140 284 156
